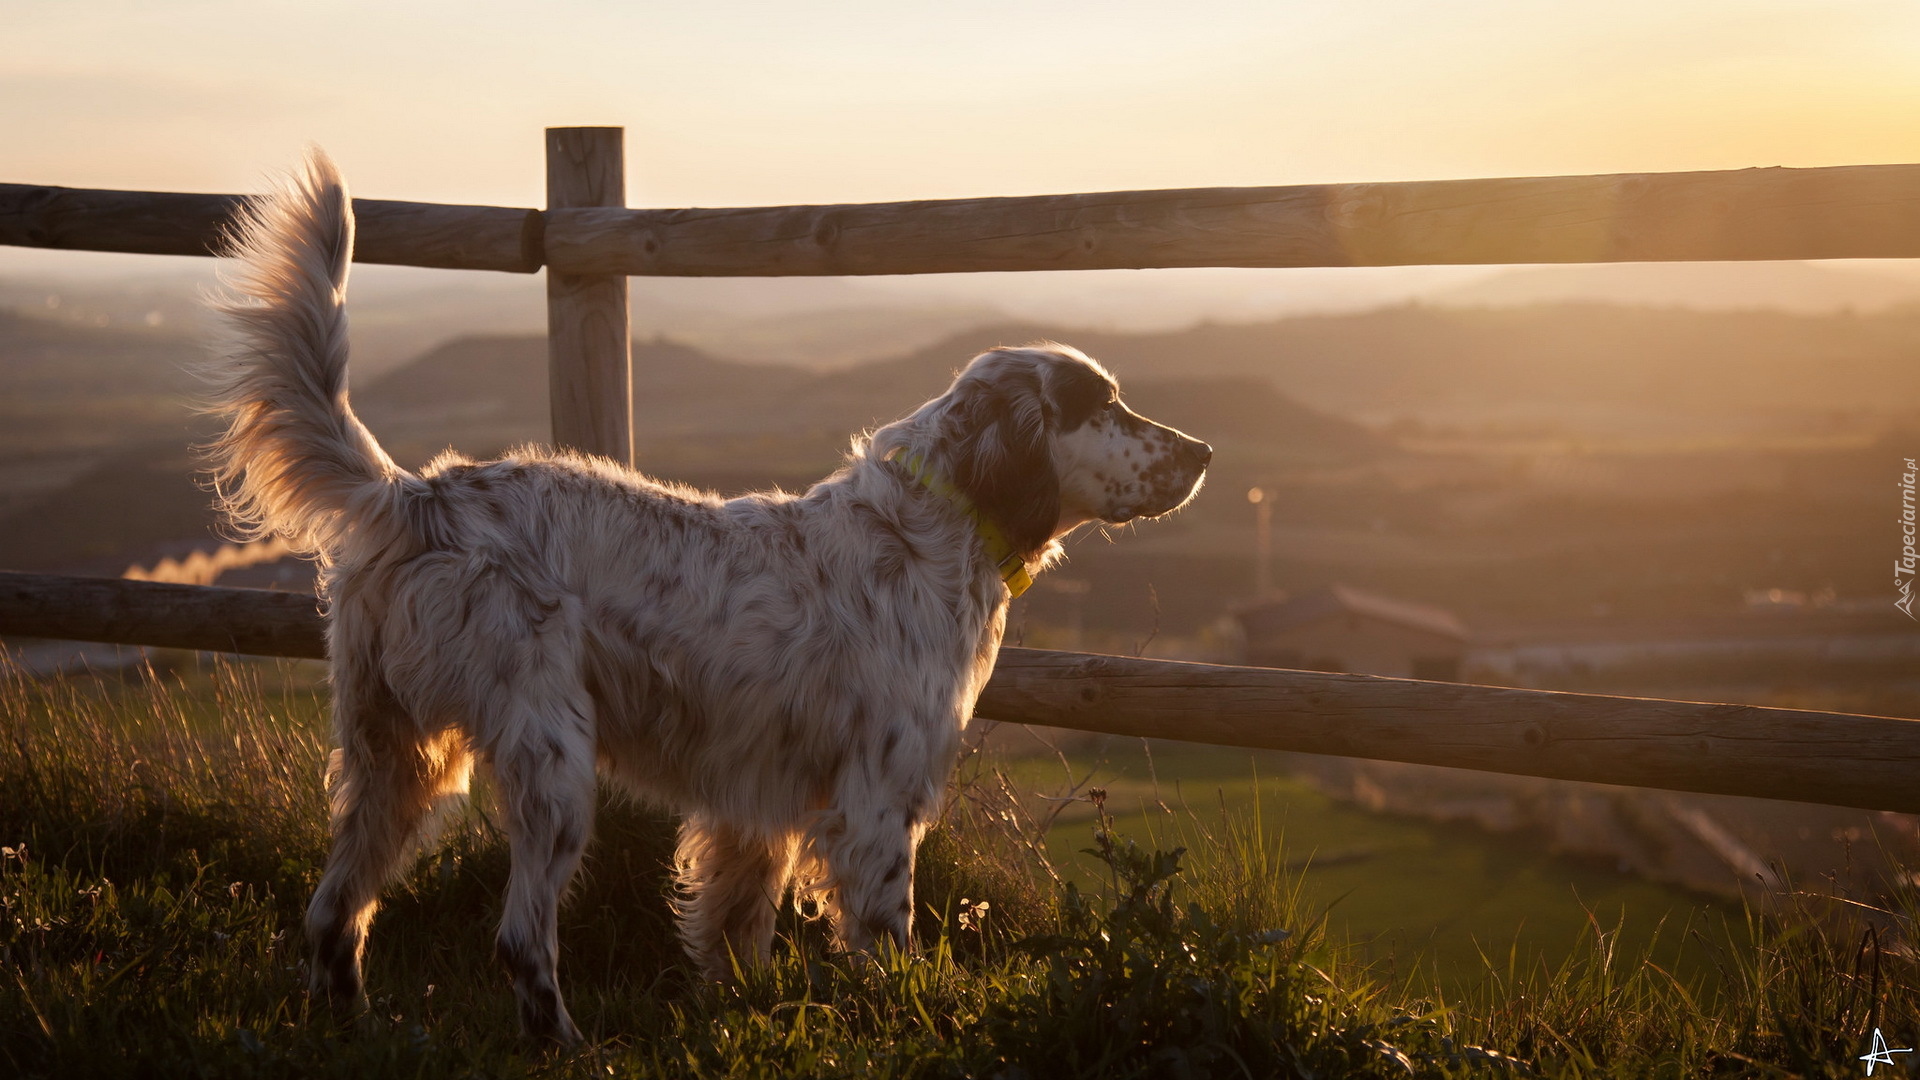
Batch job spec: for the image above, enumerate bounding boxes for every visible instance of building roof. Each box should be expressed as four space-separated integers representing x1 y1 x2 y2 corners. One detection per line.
1234 584 1470 642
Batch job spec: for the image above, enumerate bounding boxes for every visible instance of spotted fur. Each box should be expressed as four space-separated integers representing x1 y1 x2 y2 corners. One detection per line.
203 151 1210 1045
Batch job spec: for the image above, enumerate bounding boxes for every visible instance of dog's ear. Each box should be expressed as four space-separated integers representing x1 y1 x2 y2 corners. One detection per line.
943 368 1061 557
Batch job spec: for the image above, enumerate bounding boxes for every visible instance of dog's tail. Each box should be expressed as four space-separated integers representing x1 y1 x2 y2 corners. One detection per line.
203 150 416 560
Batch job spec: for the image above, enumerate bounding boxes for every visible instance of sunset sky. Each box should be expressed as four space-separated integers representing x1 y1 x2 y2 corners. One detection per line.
7 0 1920 324
10 0 1920 208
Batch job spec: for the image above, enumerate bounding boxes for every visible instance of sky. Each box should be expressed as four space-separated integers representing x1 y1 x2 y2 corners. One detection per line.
10 0 1920 205
7 0 1920 320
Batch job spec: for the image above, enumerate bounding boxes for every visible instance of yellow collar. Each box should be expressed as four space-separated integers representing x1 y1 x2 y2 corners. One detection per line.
889 449 1035 599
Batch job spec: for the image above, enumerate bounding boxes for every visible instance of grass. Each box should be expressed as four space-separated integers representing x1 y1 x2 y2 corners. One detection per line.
997 735 1747 995
1 655 1916 1077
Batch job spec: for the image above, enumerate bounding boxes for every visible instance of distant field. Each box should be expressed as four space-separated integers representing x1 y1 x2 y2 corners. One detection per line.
996 732 1747 994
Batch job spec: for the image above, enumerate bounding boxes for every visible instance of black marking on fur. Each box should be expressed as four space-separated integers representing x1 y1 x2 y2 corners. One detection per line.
943 363 1062 558
775 511 808 554
553 820 585 861
1048 358 1118 432
776 705 807 757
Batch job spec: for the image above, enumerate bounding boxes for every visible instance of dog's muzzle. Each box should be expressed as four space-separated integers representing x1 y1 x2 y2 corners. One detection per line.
1114 435 1211 523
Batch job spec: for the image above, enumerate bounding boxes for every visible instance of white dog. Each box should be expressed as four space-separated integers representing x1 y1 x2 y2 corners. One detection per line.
204 152 1210 1043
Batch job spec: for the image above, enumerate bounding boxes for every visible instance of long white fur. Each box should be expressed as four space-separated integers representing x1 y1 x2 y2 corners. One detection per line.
203 151 1209 1044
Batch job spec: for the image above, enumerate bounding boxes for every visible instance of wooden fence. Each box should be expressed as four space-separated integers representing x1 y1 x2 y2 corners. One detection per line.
5 127 1920 814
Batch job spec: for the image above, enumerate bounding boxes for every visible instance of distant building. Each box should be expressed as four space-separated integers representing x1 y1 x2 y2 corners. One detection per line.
1233 585 1469 681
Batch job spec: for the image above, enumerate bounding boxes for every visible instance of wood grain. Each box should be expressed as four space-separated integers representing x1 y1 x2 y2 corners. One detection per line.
4 572 1915 814
545 127 632 463
0 184 543 272
540 162 1920 276
979 648 1920 815
11 162 1920 276
0 572 324 659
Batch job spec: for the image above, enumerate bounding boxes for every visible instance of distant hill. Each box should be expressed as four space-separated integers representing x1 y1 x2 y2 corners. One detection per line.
369 335 812 426
1123 376 1381 461
1429 261 1920 314
0 326 1378 573
0 444 212 574
883 307 1920 435
0 269 1005 376
1 307 1905 631
16 298 1920 465
362 336 821 463
0 306 199 399
355 333 1382 475
0 306 204 458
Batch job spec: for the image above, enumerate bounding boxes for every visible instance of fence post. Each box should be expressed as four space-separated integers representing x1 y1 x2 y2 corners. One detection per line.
545 127 631 464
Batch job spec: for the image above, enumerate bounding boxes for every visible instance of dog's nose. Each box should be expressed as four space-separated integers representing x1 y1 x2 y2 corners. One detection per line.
1183 437 1213 469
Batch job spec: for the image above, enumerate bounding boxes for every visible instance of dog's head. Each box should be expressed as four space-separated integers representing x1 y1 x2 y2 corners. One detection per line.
870 344 1210 562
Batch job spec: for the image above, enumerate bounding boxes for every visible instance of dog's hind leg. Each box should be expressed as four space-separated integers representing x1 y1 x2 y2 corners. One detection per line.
672 818 796 981
491 695 597 1046
305 662 472 1021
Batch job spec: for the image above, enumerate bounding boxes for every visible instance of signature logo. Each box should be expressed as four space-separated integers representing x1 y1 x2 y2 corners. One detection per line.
1862 1028 1913 1076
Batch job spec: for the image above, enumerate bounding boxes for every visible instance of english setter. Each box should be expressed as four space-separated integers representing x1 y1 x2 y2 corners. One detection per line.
204 152 1210 1044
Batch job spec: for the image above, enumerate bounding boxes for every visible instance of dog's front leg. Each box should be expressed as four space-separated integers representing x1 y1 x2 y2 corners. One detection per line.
820 805 921 957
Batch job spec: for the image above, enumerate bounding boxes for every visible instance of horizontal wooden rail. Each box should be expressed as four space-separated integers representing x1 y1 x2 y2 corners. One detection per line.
5 571 1917 815
977 650 1920 816
7 162 1920 275
0 184 544 273
0 571 324 659
545 163 1920 275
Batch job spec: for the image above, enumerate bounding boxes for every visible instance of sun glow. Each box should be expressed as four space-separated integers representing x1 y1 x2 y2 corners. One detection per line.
5 0 1917 209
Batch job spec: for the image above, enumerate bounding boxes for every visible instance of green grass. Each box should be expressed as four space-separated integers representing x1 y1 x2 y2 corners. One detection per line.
2 655 1917 1077
1001 736 1745 996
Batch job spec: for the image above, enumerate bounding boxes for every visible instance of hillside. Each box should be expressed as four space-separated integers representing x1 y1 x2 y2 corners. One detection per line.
887 306 1920 438
1 304 1907 633
0 327 1382 578
353 333 1384 476
12 300 1920 464
0 307 203 458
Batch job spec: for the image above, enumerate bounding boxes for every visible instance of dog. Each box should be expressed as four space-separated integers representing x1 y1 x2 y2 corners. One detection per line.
203 151 1210 1044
